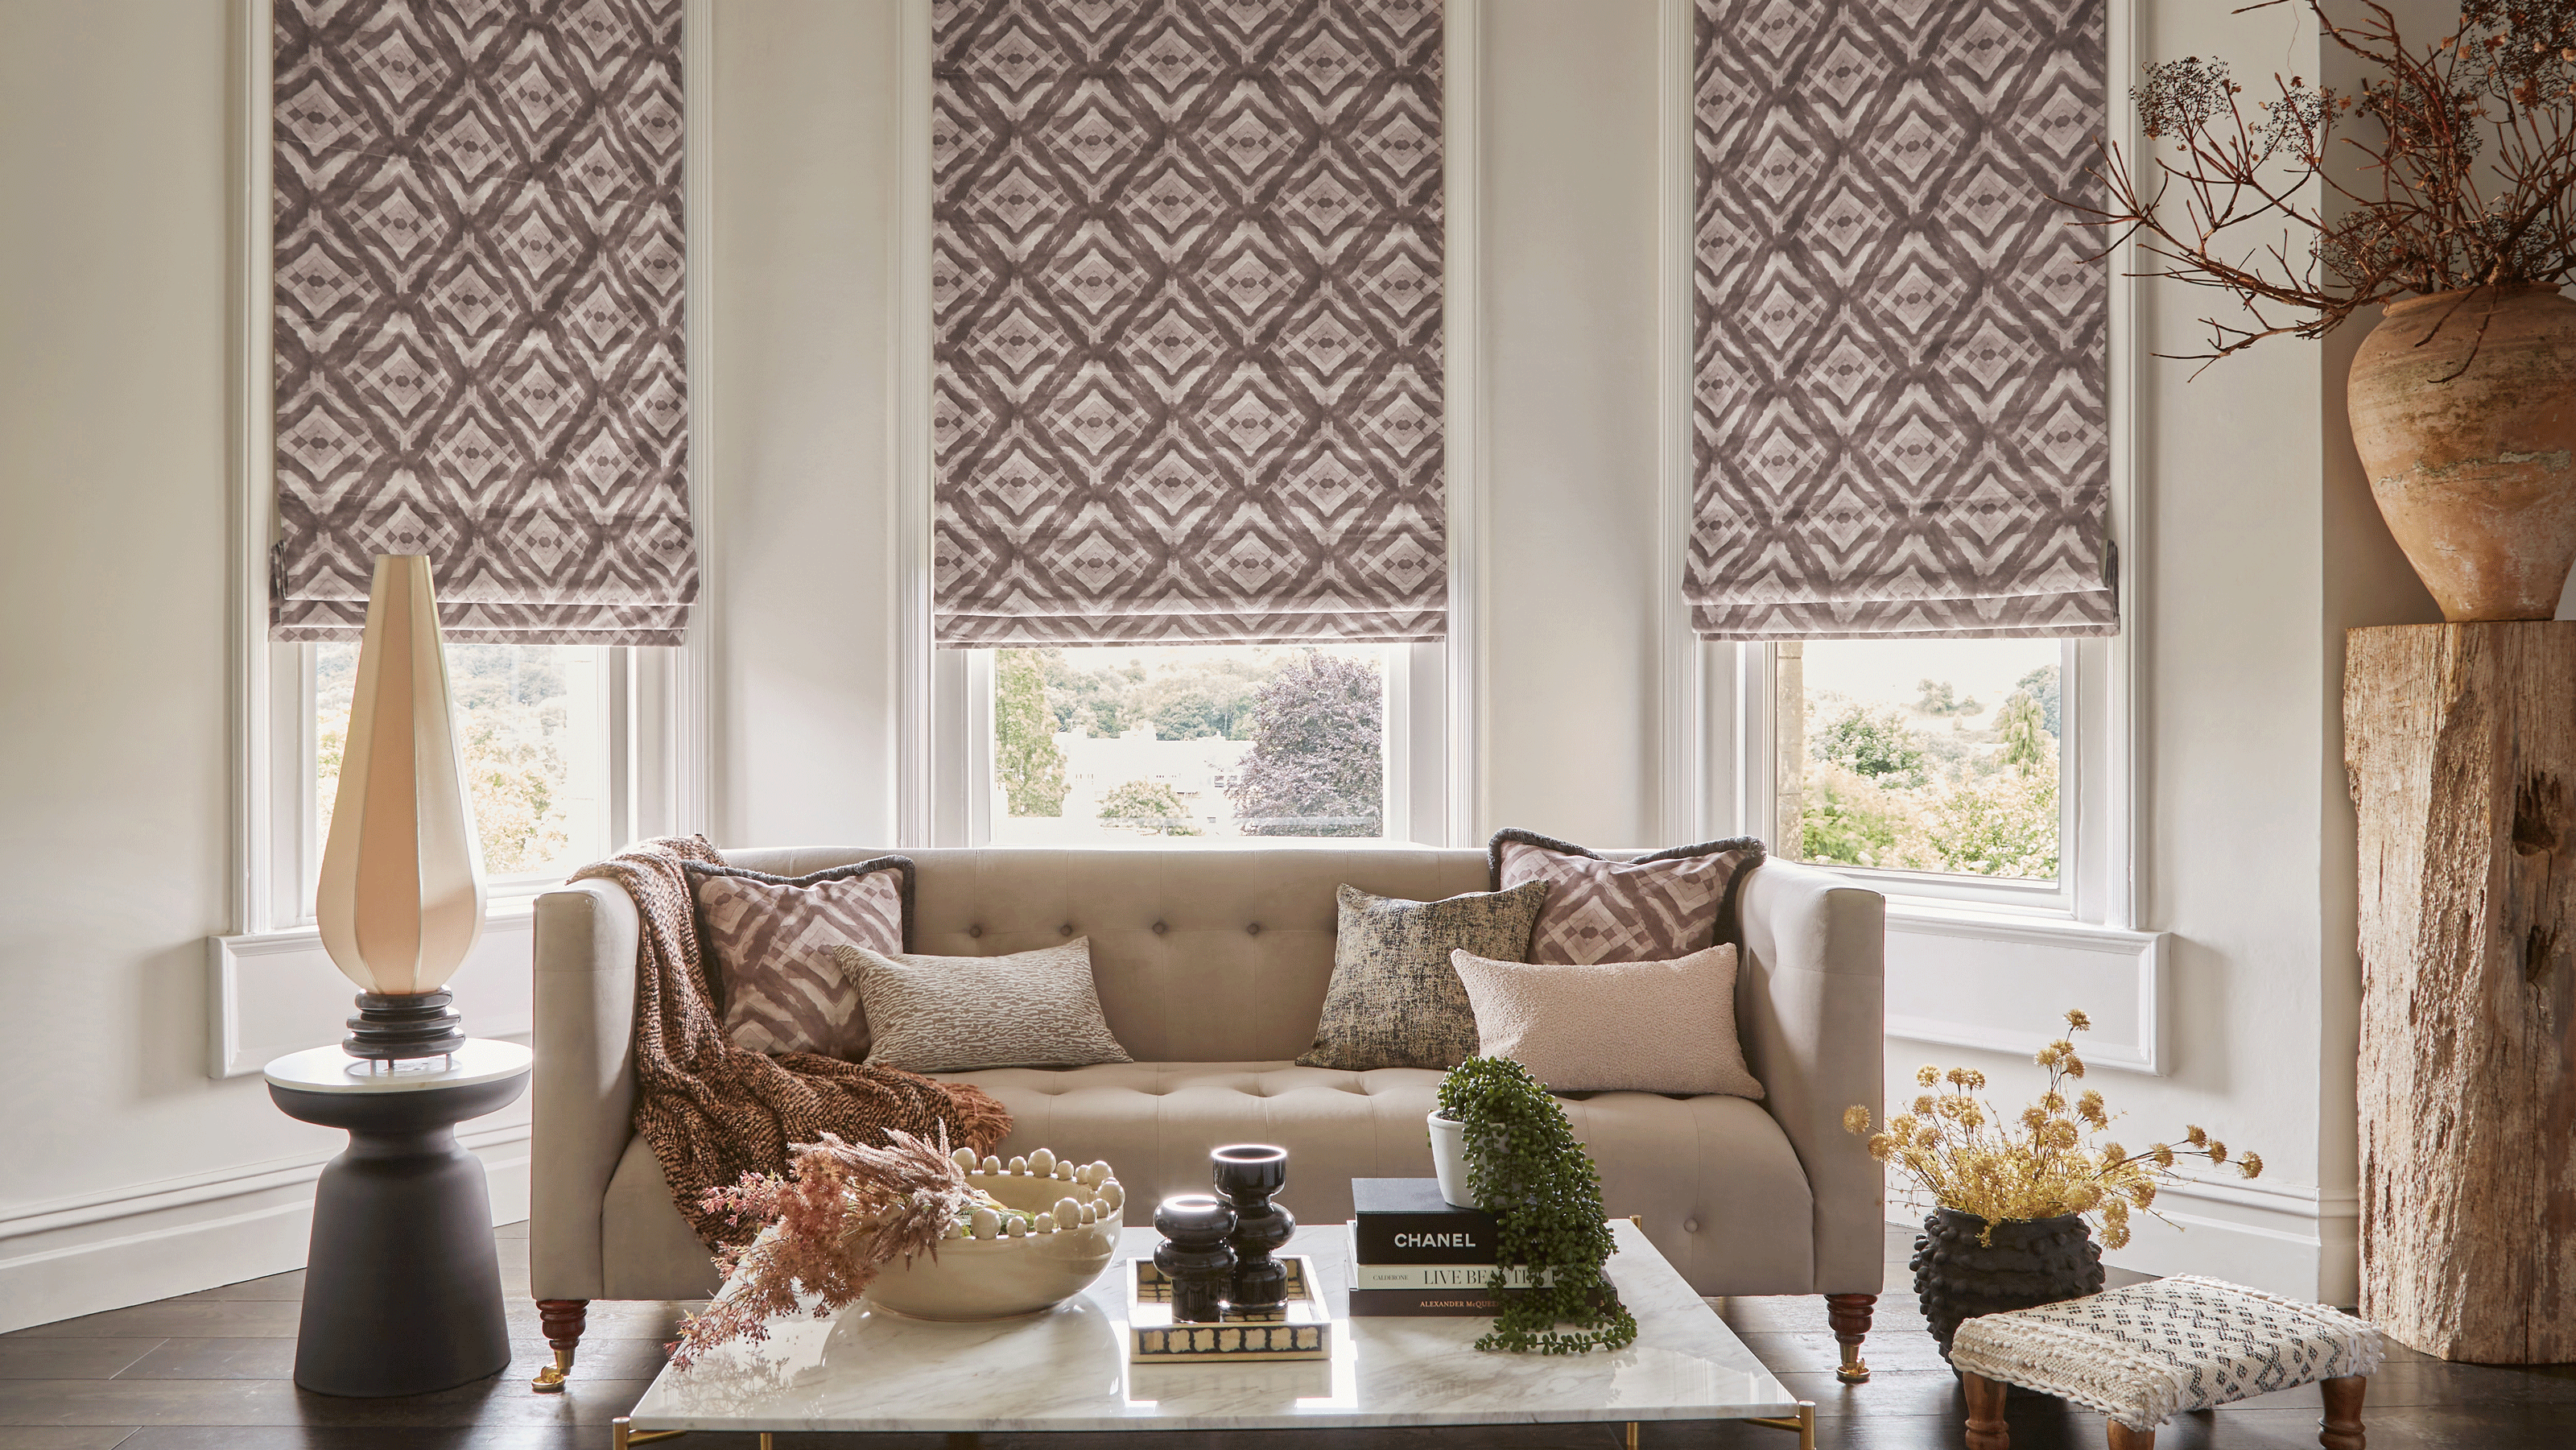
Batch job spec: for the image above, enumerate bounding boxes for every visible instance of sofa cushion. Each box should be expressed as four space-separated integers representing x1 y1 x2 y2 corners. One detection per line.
1450 944 1764 1099
834 938 1133 1072
685 857 910 1058
1297 882 1550 1071
938 1060 1818 1297
1490 828 1765 964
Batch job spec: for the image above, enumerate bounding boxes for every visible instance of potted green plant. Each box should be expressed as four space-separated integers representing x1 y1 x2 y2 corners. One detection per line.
2077 2 2576 620
1847 1010 2265 1358
1433 1056 1637 1354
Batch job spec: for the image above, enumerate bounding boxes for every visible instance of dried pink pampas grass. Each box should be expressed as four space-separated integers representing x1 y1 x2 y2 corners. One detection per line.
669 1126 976 1368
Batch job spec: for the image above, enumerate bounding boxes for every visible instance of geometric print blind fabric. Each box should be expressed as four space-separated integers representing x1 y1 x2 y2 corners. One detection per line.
273 0 694 644
1690 0 2117 640
931 0 1445 647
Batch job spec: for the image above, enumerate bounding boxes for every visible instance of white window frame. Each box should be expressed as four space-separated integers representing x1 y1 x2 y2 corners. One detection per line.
1656 0 2144 933
226 0 711 941
892 0 1484 849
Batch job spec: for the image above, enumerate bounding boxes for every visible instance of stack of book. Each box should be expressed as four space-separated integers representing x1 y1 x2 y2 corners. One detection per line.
1344 1178 1550 1316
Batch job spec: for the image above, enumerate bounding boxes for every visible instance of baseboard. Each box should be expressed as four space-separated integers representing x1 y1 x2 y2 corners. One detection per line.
0 1122 530 1335
1885 1173 2361 1305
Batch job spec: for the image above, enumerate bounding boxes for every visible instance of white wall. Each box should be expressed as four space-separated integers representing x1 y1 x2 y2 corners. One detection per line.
0 0 2444 1324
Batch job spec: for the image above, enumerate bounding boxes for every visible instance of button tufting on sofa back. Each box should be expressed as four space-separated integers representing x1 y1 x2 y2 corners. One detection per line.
718 845 1496 1062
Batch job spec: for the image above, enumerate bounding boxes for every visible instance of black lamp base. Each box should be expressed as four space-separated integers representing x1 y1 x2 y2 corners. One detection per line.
344 990 467 1061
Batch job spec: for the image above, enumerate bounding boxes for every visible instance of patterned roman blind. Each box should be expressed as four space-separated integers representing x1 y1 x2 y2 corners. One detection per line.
1689 0 2116 640
932 0 1445 647
271 0 695 645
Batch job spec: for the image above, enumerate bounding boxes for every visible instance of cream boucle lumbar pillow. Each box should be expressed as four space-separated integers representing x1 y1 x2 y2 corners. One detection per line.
830 938 1132 1074
1447 944 1764 1098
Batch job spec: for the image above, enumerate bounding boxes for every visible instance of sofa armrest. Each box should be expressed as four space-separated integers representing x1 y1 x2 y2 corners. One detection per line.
1736 857 1885 1297
530 881 642 1301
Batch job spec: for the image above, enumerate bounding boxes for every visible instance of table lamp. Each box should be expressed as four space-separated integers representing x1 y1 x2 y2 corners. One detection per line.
316 553 485 1062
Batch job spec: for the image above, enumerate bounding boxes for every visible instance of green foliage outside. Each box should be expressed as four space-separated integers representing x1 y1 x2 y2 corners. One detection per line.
1798 680 2060 881
316 643 580 877
1095 779 1200 836
1033 651 1267 740
1228 651 1384 837
993 650 1068 816
1914 678 1982 717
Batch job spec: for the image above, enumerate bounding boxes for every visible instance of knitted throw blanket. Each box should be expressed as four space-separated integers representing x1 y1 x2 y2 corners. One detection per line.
573 837 1013 1249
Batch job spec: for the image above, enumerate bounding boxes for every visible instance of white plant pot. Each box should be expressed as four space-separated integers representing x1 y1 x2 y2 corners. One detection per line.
1427 1111 1480 1208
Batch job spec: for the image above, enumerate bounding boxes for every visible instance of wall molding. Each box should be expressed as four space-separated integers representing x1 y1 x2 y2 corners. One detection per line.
207 907 536 1080
1443 0 1484 848
1883 903 2168 1075
0 1122 529 1336
1653 0 1705 846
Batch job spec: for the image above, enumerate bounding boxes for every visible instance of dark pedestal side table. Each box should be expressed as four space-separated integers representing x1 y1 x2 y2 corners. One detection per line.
264 1039 533 1397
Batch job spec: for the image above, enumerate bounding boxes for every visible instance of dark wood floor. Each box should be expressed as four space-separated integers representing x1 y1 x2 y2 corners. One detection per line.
5 1223 2572 1450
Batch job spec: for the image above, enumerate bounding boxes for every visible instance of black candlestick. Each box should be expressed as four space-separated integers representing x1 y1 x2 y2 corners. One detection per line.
1152 1194 1237 1323
1212 1142 1294 1311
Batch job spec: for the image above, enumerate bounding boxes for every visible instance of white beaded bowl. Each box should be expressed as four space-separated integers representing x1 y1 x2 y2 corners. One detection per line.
859 1153 1124 1322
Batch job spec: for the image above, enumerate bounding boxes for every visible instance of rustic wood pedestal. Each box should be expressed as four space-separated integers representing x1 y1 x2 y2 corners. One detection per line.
2346 622 2576 1363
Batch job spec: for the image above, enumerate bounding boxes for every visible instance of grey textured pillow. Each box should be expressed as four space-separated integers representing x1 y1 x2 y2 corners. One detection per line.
829 938 1133 1073
1296 881 1550 1072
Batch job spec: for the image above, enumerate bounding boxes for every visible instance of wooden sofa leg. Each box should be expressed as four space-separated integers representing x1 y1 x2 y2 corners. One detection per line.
532 1299 588 1392
1962 1370 2008 1449
2105 1423 2155 1449
1824 1292 1875 1383
2318 1374 2367 1450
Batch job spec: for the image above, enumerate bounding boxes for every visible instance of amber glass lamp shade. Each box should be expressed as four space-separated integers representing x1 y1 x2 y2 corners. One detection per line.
315 556 487 1059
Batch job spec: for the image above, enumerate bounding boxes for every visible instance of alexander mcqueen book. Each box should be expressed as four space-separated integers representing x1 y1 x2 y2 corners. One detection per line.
1344 1286 1517 1316
1350 1178 1501 1265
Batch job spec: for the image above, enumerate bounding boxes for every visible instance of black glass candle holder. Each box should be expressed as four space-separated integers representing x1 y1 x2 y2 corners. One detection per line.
1212 1142 1294 1311
1151 1194 1238 1323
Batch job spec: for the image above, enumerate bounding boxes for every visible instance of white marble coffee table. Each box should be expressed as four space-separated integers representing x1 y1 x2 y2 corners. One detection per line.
619 1220 1813 1448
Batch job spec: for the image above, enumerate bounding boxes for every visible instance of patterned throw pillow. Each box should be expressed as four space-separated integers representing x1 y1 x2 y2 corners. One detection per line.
1295 882 1551 1072
1488 828 1765 965
686 858 912 1060
831 939 1133 1074
1449 944 1765 1098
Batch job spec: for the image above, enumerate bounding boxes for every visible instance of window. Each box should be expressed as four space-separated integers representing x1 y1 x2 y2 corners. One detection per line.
312 643 614 899
1771 638 2074 894
981 644 1394 845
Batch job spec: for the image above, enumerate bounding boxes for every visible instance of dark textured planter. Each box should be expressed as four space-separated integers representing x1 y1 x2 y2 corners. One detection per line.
1911 1208 2105 1360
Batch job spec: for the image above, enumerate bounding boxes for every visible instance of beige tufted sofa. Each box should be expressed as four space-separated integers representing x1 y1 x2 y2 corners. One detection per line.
526 845 1888 1385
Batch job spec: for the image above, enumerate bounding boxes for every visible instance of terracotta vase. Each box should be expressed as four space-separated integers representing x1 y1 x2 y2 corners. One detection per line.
2347 284 2576 621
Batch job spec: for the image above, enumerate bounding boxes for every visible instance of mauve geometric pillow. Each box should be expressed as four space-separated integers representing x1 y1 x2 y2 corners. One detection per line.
1295 881 1551 1072
832 938 1133 1074
1488 828 1765 965
1450 944 1765 1098
684 857 913 1060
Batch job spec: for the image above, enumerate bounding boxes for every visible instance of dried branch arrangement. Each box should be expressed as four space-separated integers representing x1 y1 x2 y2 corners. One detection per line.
2077 1 2576 361
1845 1010 2264 1249
667 1127 980 1367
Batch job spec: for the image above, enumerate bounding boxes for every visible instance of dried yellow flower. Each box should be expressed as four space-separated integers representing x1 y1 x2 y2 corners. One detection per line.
1958 1103 1986 1129
2065 1008 2091 1032
1917 1065 1942 1087
2035 1044 2062 1068
2021 1105 2049 1132
1946 1067 1975 1086
1916 1125 1940 1148
2128 1179 2157 1209
2044 1118 2081 1150
1866 1133 1895 1159
2151 1143 2175 1167
2079 1089 2107 1126
2207 1140 2228 1165
1843 1105 1872 1135
2185 1125 2208 1147
2240 1151 2264 1179
2063 1054 2086 1079
1961 1069 1987 1091
1913 1094 1937 1117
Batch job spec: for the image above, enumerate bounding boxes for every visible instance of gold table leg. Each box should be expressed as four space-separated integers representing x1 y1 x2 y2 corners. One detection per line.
609 1419 687 1449
1745 1402 1817 1448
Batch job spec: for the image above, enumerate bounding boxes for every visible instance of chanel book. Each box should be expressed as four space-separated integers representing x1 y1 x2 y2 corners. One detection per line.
1350 1178 1501 1265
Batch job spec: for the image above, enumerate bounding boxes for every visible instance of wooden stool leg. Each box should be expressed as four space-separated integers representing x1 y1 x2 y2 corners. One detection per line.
1824 1292 1875 1383
2319 1374 2368 1450
2105 1423 2155 1449
1962 1370 2010 1450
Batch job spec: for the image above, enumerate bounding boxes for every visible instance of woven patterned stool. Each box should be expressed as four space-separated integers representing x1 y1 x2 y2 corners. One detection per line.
1949 1275 2383 1449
